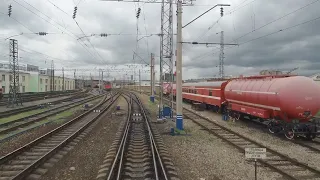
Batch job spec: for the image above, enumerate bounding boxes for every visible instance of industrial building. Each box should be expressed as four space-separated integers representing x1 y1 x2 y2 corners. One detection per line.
0 62 75 94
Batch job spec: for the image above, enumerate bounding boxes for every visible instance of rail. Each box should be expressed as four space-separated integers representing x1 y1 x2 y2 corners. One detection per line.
0 91 120 180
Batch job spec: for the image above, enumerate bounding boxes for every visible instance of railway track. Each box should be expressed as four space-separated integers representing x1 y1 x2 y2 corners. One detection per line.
165 99 320 180
0 91 80 106
96 93 179 180
0 92 86 119
144 91 320 154
0 92 120 180
0 94 104 137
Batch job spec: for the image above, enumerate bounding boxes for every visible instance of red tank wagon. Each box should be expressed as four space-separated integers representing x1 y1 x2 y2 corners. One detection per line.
170 75 320 140
225 75 320 139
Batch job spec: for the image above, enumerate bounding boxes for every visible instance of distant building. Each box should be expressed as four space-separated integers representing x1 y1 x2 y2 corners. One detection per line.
0 61 75 93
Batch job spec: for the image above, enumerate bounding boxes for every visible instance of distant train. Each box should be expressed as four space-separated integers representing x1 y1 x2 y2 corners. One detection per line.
163 75 320 140
93 82 112 91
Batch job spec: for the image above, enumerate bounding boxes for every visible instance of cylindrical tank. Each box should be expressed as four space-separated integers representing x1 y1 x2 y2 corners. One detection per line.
224 76 320 121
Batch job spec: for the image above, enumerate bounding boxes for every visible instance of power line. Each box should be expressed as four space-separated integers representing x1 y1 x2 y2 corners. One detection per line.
13 0 65 33
240 14 320 46
46 0 70 16
74 19 107 63
194 0 258 42
8 16 36 33
230 0 320 43
19 47 76 63
11 0 102 63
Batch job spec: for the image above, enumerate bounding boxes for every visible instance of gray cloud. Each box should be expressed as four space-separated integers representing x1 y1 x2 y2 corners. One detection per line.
0 0 319 80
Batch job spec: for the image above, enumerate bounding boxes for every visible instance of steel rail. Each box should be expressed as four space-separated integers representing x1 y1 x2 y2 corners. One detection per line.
133 93 168 180
106 93 132 180
0 92 86 118
0 92 120 180
165 98 320 180
0 94 102 130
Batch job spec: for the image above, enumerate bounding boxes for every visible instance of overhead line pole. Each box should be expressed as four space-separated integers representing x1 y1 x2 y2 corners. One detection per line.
176 0 183 130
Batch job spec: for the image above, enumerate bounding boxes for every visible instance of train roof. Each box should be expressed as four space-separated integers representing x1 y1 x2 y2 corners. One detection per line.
183 81 226 87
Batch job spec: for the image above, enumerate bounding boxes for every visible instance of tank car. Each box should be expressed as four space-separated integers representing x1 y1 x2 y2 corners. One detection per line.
224 75 320 140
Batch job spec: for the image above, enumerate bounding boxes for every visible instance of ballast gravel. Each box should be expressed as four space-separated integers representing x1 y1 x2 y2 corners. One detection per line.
138 94 282 180
182 103 320 171
0 108 85 157
39 96 128 180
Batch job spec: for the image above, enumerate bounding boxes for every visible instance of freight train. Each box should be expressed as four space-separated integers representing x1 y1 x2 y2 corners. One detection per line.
164 75 320 140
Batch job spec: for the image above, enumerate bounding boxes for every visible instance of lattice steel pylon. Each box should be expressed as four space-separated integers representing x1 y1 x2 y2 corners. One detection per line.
159 0 174 118
219 31 224 78
7 39 22 108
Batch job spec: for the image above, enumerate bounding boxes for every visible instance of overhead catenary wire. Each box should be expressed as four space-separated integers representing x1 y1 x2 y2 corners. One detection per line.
73 19 108 63
11 0 102 64
46 0 70 16
230 0 320 43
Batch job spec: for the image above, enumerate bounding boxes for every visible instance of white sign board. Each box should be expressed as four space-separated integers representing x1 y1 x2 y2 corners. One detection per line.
245 148 266 159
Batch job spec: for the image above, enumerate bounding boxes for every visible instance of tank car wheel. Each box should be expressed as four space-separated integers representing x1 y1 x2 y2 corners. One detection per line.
268 122 281 134
305 133 316 141
284 129 295 140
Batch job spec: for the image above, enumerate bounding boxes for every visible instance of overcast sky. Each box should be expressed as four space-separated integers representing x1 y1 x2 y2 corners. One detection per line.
0 0 319 80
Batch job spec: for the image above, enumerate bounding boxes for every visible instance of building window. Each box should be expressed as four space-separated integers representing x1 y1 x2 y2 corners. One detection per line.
209 90 212 96
2 86 5 93
45 79 48 83
45 85 48 92
2 75 5 81
40 78 43 84
55 85 56 91
22 76 25 82
22 86 25 93
55 80 57 84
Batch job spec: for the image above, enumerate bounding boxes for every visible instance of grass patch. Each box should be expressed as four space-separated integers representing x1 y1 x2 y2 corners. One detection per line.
0 98 102 141
0 108 48 125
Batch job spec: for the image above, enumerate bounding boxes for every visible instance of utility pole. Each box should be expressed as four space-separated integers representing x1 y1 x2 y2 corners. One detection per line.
150 53 155 102
176 0 183 130
62 67 65 91
50 60 54 92
139 69 141 94
219 31 224 78
7 39 22 107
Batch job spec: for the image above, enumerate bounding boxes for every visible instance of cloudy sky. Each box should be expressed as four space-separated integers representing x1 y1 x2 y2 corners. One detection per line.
0 0 319 80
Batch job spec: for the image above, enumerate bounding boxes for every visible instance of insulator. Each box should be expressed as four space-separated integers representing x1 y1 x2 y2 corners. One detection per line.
220 7 223 17
8 4 12 17
73 6 78 19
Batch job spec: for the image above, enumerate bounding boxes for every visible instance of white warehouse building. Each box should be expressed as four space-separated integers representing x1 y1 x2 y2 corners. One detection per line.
0 62 75 94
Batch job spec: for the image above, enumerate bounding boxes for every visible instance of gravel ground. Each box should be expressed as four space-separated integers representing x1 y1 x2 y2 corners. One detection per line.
138 94 283 180
180 103 320 171
39 96 128 180
0 98 102 158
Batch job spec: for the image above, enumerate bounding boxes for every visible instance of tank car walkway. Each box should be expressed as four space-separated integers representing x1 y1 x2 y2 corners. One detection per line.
0 95 75 113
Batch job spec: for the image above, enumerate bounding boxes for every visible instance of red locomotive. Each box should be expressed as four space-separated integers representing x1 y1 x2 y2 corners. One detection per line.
104 82 112 91
168 75 320 140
